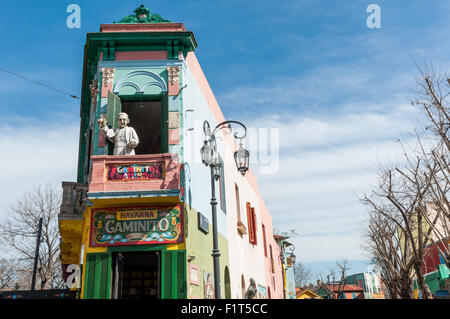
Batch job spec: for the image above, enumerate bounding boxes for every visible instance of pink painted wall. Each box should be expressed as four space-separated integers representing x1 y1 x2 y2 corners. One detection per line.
184 51 284 298
115 51 168 61
259 197 285 299
89 154 180 193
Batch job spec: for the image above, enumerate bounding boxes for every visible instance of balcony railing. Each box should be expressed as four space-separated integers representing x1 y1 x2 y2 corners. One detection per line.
88 153 181 194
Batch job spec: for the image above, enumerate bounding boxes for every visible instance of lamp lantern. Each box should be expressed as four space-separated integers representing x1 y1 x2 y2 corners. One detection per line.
212 157 222 181
234 142 249 176
200 140 211 166
290 253 296 265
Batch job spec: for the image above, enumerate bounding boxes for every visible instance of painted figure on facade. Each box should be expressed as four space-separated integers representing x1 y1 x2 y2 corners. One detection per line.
244 278 257 299
97 112 139 155
204 272 214 299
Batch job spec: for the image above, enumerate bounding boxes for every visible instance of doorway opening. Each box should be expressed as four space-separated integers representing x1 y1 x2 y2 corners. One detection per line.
112 251 160 299
121 100 162 155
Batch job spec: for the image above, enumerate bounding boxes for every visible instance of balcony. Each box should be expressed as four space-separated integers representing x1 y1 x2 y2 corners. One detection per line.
60 182 88 220
88 153 182 200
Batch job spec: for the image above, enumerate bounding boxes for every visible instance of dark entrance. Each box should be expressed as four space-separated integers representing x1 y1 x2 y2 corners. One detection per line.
112 251 160 299
121 100 162 155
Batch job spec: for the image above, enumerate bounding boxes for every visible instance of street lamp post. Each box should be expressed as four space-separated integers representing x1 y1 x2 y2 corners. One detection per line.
200 120 249 299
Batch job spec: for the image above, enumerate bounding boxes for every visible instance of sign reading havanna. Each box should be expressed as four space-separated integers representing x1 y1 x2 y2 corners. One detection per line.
90 205 183 247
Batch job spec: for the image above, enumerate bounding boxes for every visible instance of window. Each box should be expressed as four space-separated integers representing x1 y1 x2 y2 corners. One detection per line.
269 245 274 273
105 92 167 155
246 202 257 245
235 184 241 221
236 185 247 236
262 224 267 257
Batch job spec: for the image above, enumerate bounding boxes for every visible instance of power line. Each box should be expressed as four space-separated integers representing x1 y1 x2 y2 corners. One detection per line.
0 66 79 99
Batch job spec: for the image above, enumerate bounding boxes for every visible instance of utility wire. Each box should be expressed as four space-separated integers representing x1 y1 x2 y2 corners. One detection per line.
0 66 79 99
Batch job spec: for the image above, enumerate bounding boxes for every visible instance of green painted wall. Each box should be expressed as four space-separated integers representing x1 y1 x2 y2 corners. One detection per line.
184 204 230 299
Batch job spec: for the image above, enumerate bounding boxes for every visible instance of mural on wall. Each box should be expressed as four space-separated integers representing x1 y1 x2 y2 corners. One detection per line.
257 285 267 299
90 205 183 246
107 162 164 181
203 271 215 299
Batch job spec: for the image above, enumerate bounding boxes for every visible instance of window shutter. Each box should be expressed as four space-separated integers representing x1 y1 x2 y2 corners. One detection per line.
162 250 186 299
251 207 257 245
176 251 187 298
262 224 267 257
83 253 112 299
162 251 173 299
105 91 122 155
235 184 241 221
246 202 254 244
107 91 122 128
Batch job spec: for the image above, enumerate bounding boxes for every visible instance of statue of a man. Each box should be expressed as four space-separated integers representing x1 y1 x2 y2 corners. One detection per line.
244 278 257 299
97 112 139 155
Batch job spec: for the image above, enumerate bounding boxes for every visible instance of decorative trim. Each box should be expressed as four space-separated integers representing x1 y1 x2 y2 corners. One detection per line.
167 66 180 85
87 189 181 200
168 112 179 129
89 80 99 101
98 60 183 69
237 221 247 235
102 67 115 87
115 5 171 24
113 70 167 94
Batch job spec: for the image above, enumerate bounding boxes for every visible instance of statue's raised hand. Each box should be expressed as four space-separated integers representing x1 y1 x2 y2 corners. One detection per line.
97 117 107 128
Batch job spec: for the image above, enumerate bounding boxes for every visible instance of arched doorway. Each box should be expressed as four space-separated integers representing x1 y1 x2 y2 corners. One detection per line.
224 267 231 299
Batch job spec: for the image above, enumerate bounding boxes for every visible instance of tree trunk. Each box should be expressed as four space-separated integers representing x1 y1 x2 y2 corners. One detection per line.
414 265 433 299
399 274 414 299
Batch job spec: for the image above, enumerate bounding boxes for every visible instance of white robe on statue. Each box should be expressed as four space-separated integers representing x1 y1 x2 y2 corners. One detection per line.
100 126 139 155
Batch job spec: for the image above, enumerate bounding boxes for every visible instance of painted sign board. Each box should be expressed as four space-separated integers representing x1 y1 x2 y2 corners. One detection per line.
106 162 164 181
189 264 200 286
90 205 183 247
198 212 209 234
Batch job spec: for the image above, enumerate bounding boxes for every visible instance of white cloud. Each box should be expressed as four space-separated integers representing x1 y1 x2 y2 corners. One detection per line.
242 103 418 263
0 123 79 217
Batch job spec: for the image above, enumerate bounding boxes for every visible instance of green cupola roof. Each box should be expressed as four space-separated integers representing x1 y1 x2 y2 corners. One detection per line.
115 5 171 24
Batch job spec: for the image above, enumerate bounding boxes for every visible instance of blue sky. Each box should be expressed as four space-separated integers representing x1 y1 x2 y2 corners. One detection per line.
0 0 449 280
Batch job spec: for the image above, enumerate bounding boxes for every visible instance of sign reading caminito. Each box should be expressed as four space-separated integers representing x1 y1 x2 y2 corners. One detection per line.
90 205 183 247
107 162 164 181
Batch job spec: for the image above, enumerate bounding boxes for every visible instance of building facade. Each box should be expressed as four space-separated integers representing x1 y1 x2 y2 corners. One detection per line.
58 5 284 299
317 284 364 299
413 239 450 298
345 272 385 299
274 235 296 299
